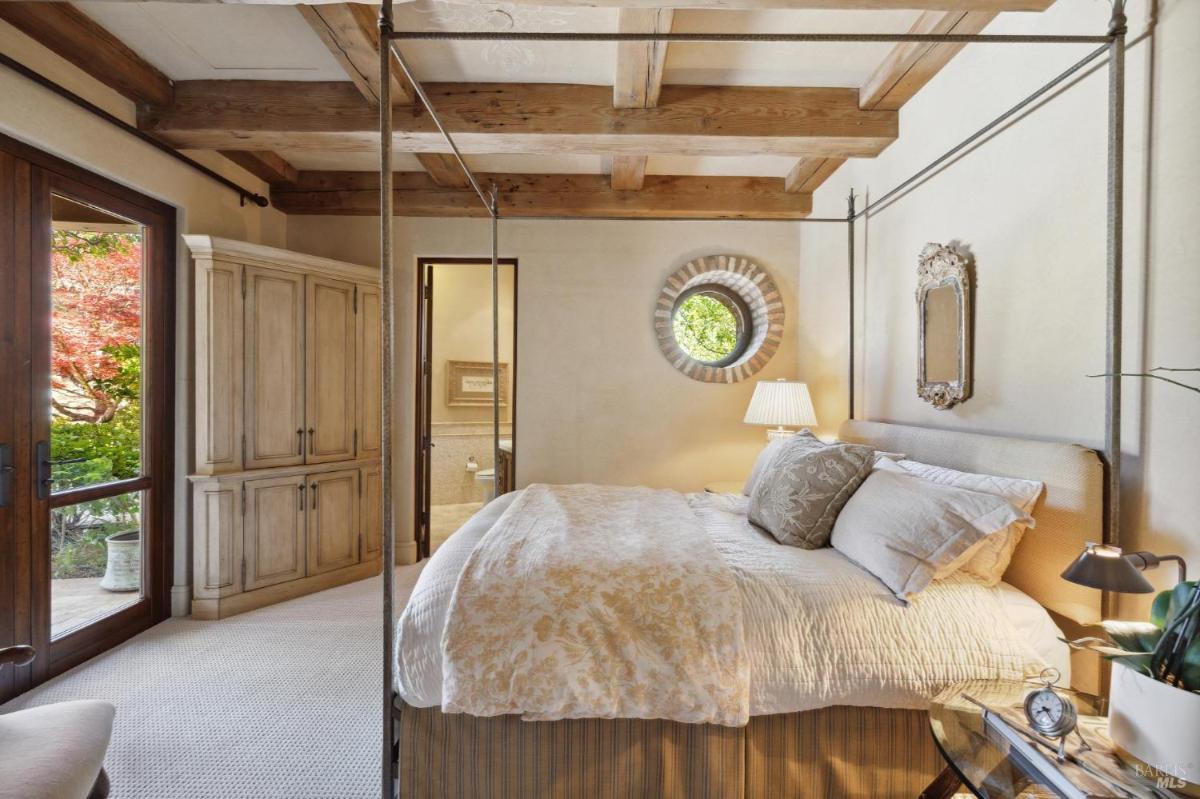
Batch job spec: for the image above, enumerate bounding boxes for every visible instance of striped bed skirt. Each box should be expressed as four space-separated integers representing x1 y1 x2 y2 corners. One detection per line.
393 701 945 798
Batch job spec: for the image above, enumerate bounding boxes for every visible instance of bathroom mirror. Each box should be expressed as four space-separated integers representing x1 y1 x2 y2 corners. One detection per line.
916 243 972 410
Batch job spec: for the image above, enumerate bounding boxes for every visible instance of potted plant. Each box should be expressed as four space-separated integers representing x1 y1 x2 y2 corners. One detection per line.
1072 366 1199 792
1086 582 1200 792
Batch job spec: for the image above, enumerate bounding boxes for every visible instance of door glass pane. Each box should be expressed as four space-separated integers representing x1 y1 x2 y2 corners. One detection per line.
49 195 144 492
50 491 143 639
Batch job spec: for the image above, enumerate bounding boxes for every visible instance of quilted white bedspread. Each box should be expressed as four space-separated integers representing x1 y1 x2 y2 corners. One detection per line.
395 489 1067 719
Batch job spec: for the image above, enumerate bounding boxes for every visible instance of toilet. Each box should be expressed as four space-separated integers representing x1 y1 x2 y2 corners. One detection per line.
475 468 496 504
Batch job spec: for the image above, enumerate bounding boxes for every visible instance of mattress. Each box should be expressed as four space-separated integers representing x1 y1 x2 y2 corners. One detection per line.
395 489 1069 717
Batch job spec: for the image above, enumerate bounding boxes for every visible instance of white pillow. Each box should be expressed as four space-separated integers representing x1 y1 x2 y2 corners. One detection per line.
894 460 1044 585
830 469 1033 600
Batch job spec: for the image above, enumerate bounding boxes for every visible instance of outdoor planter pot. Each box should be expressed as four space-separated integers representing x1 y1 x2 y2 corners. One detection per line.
1108 661 1200 795
99 530 139 592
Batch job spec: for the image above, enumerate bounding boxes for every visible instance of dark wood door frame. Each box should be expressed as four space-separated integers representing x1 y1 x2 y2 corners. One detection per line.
413 257 518 560
0 132 175 699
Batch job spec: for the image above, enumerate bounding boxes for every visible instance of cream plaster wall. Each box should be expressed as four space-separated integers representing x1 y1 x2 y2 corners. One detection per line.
1 22 288 615
797 0 1199 617
288 217 803 561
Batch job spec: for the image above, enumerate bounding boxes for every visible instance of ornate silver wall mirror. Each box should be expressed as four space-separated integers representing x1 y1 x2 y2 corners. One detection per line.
917 243 972 410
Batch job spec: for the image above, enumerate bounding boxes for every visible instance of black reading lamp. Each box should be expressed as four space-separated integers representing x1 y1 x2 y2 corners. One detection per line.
1061 542 1189 594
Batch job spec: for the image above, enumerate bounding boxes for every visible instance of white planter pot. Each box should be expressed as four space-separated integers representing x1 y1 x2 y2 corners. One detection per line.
99 530 140 592
1109 661 1200 793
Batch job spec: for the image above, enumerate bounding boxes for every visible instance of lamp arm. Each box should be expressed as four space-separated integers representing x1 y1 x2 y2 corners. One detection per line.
1126 551 1188 582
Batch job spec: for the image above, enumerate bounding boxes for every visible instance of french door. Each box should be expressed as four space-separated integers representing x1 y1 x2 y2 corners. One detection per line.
0 134 174 702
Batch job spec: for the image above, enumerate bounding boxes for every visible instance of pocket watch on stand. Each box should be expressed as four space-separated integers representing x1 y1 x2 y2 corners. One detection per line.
1023 667 1090 762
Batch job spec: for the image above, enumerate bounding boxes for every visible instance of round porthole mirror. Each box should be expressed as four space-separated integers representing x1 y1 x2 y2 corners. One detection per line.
655 255 784 384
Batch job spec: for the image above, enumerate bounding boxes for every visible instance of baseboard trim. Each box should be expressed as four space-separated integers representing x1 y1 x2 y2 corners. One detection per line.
171 585 192 617
191 558 382 620
397 540 418 566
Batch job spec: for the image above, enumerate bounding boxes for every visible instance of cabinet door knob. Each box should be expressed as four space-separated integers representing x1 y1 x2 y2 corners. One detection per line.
307 427 315 455
298 483 306 510
296 429 304 456
310 481 318 509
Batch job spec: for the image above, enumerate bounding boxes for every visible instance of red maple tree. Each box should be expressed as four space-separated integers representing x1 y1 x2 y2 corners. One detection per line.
51 232 142 423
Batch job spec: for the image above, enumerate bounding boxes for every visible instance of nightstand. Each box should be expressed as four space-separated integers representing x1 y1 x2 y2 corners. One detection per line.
925 679 1184 798
703 481 744 495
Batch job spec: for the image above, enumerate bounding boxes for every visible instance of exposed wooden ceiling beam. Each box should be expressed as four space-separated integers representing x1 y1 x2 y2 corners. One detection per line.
859 9 996 110
0 2 301 190
611 156 649 191
297 3 415 106
439 0 1049 8
218 151 299 185
415 153 471 188
614 8 674 110
140 81 897 159
610 8 672 190
0 2 173 107
784 157 846 194
783 8 997 195
271 171 813 219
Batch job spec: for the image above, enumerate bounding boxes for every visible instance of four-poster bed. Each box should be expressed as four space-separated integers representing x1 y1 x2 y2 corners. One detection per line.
376 2 1130 796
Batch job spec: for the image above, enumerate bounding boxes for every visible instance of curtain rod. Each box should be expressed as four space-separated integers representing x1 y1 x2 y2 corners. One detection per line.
0 51 269 208
388 31 1111 45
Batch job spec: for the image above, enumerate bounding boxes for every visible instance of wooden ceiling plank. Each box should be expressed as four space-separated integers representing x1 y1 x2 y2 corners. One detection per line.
415 153 471 188
0 1 173 107
272 171 813 219
219 151 299 185
140 81 898 159
297 3 415 106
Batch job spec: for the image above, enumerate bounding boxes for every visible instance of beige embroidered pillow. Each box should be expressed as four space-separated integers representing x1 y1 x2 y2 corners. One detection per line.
830 469 1033 600
748 431 875 549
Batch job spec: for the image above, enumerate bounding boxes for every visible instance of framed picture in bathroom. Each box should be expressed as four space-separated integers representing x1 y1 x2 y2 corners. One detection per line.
447 360 509 407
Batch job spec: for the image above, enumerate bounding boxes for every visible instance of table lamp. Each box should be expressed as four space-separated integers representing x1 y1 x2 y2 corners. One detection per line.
743 379 817 441
1060 542 1188 594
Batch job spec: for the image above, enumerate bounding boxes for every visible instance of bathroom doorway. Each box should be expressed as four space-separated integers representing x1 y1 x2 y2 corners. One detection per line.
414 258 517 557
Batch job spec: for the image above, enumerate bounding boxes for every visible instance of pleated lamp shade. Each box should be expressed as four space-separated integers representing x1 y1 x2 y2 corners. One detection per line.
743 380 818 430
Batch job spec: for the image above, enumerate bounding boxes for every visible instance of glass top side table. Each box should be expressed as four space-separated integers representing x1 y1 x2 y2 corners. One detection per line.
926 679 1185 799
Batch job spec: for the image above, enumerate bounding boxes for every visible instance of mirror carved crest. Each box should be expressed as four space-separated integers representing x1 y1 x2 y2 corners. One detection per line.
916 243 972 410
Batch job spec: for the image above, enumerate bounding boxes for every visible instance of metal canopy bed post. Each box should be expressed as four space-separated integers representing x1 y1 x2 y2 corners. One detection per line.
377 1 1128 794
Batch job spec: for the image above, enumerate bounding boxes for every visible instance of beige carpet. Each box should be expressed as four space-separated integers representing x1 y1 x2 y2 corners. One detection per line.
2 565 423 799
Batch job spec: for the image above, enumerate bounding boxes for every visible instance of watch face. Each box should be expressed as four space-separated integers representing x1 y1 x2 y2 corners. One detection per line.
1024 689 1076 736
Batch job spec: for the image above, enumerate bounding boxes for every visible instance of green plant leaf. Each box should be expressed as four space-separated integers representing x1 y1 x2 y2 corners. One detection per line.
1101 620 1161 652
1151 580 1197 628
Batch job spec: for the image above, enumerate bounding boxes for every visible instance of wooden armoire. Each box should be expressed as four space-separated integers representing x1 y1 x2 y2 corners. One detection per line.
185 236 382 619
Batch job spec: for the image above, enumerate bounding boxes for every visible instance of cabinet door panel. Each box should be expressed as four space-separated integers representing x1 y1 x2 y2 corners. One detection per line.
305 276 356 463
244 475 306 590
356 285 382 460
307 469 359 575
245 267 305 468
195 259 243 473
360 464 381 560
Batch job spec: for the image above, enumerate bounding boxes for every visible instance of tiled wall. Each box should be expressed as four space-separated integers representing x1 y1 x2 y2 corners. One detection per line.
431 421 513 505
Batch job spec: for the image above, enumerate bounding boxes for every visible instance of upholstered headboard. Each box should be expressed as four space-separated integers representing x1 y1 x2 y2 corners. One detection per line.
838 420 1106 692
